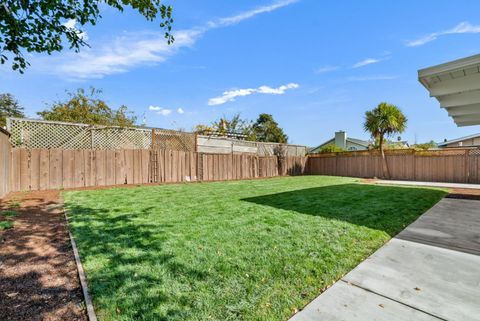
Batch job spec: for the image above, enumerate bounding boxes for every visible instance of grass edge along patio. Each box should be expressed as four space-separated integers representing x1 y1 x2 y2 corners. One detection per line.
64 176 446 321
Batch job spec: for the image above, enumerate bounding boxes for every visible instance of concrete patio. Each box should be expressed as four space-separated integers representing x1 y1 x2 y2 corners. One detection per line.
290 196 480 321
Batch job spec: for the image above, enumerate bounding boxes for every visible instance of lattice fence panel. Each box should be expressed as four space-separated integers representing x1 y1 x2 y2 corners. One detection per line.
8 118 91 149
7 118 196 151
91 127 151 149
153 129 196 152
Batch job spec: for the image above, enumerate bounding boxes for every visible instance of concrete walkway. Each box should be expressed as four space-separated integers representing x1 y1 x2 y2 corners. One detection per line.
375 179 480 190
289 197 480 321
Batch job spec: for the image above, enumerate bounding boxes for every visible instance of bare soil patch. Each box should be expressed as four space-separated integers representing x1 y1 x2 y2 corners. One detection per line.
0 190 87 321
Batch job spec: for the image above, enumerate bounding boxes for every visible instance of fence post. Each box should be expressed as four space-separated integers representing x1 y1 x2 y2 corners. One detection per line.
465 149 470 183
194 133 198 152
151 128 156 149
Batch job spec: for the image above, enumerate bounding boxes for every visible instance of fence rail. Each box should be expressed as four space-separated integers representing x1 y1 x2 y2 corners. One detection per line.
307 148 480 183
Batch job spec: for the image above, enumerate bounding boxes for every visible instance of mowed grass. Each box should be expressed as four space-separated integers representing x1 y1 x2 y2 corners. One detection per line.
64 176 446 321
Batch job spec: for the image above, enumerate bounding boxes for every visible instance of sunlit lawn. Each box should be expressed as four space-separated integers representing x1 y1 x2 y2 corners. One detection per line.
64 176 446 321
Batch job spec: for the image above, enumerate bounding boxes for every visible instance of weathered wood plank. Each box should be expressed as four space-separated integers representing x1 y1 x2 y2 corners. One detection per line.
49 149 63 189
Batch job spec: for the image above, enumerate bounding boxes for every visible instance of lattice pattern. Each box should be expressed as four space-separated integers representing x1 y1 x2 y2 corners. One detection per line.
7 118 195 151
468 148 480 156
152 129 196 152
91 127 151 149
257 143 307 157
8 118 91 149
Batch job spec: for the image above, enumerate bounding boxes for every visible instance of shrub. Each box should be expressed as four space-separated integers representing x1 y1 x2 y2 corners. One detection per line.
317 144 345 153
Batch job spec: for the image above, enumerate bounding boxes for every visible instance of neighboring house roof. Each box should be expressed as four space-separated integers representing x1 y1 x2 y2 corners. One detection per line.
348 137 370 147
437 133 480 147
310 137 370 152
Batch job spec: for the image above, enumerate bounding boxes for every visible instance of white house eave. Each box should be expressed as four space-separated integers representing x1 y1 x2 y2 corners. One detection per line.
418 54 480 126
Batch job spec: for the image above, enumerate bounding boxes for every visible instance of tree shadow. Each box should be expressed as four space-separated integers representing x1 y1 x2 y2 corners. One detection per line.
242 183 447 236
65 203 209 321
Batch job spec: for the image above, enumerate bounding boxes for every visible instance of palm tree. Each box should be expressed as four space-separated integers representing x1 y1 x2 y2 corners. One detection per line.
364 102 407 179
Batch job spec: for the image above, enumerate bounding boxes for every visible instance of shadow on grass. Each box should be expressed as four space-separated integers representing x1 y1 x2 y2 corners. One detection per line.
66 204 209 321
242 183 447 236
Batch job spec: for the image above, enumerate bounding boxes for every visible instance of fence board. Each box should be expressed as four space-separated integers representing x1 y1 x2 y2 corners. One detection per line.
8 148 308 191
0 130 12 198
307 149 480 184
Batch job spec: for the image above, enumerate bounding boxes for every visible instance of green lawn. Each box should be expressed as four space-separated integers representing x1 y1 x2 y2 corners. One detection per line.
64 176 446 321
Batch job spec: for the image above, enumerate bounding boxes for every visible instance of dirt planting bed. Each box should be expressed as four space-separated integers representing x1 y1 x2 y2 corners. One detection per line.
0 190 87 321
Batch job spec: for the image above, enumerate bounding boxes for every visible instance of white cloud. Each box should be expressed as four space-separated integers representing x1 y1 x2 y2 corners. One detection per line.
407 21 480 47
49 0 298 79
352 58 379 68
63 19 88 41
149 105 172 116
208 83 299 105
257 83 299 94
314 66 339 74
209 0 299 27
177 108 185 114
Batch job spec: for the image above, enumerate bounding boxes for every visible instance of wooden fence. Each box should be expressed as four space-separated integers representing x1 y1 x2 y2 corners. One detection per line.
0 129 12 198
307 149 480 184
7 148 307 192
3 145 480 195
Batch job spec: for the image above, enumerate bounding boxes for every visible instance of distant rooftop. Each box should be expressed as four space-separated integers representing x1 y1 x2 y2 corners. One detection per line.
438 132 480 147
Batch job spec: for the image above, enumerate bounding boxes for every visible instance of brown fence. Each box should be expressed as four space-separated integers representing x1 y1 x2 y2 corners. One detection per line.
0 129 12 198
4 146 480 195
307 149 480 183
7 148 307 192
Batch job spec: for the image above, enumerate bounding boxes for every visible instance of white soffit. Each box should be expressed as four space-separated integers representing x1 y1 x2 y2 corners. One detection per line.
418 54 480 126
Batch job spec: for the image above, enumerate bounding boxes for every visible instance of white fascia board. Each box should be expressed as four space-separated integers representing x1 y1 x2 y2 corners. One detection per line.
438 90 480 107
427 72 480 97
452 114 480 122
445 104 480 116
418 54 480 78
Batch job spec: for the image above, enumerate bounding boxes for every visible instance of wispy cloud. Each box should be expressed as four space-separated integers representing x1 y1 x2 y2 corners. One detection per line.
48 0 299 79
149 105 172 116
407 21 480 47
149 105 186 115
314 65 339 74
209 0 299 27
346 75 398 81
208 83 299 105
352 58 380 68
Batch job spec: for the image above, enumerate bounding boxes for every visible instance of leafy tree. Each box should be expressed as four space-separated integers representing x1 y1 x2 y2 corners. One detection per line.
0 93 24 127
364 102 407 178
251 113 288 143
0 1 174 72
38 88 137 127
413 140 437 150
195 113 253 138
316 144 345 153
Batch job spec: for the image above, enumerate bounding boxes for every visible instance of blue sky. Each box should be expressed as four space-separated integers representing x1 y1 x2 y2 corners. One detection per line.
2 0 480 146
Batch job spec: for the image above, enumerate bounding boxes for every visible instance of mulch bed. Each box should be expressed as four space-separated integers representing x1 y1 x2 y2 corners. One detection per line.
0 190 87 321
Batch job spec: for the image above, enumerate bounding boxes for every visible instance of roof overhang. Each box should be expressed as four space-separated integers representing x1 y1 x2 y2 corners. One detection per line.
418 54 480 127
